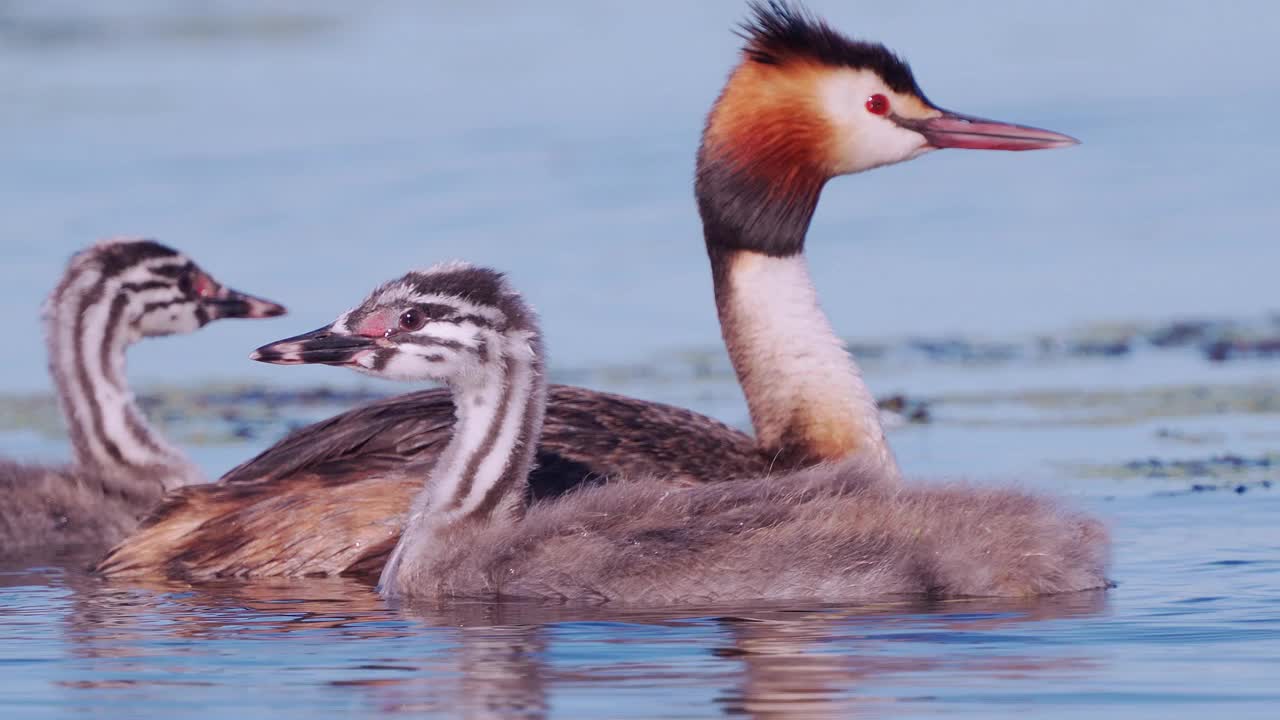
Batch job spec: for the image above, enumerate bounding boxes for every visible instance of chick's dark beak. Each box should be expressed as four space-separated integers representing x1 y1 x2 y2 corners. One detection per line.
250 326 380 366
204 285 288 320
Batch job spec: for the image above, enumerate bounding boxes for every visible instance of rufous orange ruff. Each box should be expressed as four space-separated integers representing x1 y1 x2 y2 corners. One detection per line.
703 59 837 205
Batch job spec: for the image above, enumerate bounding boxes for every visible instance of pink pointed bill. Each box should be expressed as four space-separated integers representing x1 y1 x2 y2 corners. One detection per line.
905 110 1079 151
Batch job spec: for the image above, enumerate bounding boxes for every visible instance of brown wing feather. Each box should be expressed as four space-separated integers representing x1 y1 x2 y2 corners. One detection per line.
219 389 457 485
97 384 769 580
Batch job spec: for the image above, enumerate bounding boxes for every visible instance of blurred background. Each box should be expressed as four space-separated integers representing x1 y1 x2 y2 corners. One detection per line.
4 0 1277 386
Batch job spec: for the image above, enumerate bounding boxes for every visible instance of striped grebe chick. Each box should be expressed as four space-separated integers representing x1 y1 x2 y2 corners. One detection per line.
249 263 1109 602
95 1 1077 581
0 238 285 561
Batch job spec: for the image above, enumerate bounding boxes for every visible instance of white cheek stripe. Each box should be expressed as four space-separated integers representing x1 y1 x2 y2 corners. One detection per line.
818 70 932 175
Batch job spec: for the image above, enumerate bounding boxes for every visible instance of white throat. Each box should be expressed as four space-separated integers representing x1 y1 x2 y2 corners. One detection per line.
719 251 899 476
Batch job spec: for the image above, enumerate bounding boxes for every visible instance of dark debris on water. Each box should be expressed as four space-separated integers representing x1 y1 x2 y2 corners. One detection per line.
850 314 1280 367
1123 453 1278 478
1077 451 1280 496
1155 479 1274 497
877 394 931 424
1121 453 1280 496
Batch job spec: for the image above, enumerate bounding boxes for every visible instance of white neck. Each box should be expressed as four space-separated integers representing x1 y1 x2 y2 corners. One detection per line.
716 250 899 476
379 334 545 596
44 269 201 494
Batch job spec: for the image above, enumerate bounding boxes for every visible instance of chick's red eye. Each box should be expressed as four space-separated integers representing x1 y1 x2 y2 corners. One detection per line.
398 309 426 332
865 93 890 116
182 272 214 298
193 274 214 298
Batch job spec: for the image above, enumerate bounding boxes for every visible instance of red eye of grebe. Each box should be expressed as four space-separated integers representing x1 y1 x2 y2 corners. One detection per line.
865 94 890 116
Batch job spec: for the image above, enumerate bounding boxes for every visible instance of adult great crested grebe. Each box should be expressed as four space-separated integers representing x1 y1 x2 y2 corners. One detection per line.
95 1 1076 580
249 263 1109 602
0 238 285 561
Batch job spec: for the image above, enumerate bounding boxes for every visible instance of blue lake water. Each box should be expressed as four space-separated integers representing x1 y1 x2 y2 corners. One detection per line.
2 1 1279 717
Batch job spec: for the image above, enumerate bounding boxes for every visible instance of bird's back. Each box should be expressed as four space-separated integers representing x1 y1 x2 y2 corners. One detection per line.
0 459 160 564
96 385 770 580
416 460 1110 604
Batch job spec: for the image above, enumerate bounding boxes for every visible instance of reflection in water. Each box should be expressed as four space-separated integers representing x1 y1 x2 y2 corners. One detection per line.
710 595 1107 718
26 572 1107 719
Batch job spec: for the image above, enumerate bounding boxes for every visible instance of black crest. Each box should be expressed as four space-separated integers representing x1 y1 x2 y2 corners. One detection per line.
403 266 510 312
387 265 536 333
85 239 182 278
738 1 923 96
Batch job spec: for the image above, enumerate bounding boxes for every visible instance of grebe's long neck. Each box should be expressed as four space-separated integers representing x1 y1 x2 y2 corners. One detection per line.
697 129 899 476
707 244 898 476
44 266 200 496
379 332 546 597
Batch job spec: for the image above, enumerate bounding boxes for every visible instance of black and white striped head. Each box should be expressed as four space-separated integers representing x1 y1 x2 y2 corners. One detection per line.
48 238 286 342
251 262 539 387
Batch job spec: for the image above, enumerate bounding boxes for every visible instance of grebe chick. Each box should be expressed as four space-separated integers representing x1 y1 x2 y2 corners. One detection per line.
0 238 285 561
250 264 1109 603
95 0 1078 581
